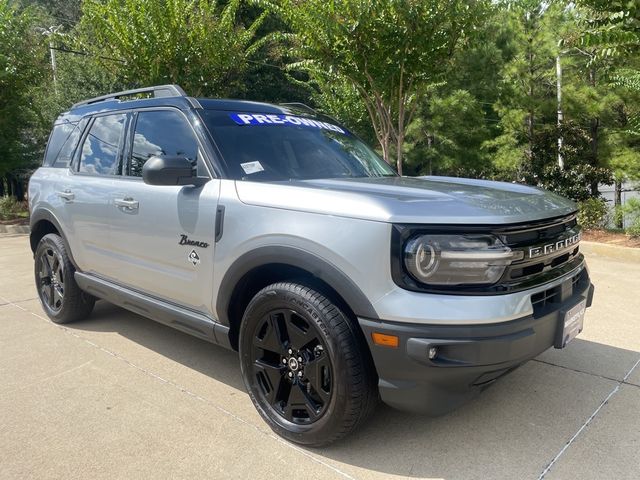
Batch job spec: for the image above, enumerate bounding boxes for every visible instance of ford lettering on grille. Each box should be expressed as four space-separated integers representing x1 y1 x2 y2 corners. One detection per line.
528 232 581 259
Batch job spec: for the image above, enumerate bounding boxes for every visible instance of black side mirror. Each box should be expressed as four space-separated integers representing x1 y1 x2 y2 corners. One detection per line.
142 156 208 187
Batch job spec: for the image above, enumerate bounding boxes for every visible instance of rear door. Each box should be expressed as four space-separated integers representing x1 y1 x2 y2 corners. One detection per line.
59 112 128 274
107 108 220 315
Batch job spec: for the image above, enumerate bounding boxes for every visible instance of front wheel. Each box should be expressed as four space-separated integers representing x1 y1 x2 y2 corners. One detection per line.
34 233 95 324
239 282 378 446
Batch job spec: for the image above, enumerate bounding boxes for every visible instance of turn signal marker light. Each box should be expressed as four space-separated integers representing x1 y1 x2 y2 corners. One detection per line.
372 332 399 348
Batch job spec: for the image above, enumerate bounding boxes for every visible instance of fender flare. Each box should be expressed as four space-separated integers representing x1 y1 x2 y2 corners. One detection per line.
29 208 79 269
216 245 379 326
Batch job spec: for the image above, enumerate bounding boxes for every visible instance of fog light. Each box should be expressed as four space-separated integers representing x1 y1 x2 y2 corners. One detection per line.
428 347 438 360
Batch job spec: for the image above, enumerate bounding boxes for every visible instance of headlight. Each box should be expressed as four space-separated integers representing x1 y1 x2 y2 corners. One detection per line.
403 234 523 286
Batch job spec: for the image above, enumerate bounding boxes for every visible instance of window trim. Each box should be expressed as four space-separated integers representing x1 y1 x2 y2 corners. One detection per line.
73 111 129 178
121 106 214 181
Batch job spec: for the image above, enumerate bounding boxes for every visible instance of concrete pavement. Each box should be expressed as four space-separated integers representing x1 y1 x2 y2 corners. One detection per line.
1 234 639 479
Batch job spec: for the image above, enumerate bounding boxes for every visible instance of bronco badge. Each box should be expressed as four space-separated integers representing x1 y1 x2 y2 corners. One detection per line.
179 234 209 249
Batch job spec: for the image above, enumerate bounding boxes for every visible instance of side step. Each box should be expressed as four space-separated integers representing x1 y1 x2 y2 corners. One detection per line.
75 272 231 349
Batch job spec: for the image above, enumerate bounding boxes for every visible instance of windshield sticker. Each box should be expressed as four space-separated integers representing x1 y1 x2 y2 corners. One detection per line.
240 161 265 175
229 113 346 134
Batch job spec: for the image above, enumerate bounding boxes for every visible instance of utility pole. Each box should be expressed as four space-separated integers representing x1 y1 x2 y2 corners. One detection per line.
37 26 62 96
556 45 564 169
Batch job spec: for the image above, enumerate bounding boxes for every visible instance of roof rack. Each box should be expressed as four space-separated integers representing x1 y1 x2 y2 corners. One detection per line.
72 84 187 109
279 102 318 115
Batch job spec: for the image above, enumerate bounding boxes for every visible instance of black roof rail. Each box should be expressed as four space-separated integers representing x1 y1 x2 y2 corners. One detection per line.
72 84 187 109
279 102 318 114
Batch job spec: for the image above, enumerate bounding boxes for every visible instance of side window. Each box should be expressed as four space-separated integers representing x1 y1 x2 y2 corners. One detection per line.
79 114 126 175
53 119 87 168
43 123 75 167
129 110 199 177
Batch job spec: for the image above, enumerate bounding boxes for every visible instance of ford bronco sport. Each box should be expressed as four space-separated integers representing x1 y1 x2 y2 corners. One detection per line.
29 85 594 446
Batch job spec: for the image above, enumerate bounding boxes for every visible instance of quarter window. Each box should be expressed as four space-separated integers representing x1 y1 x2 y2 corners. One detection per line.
43 123 75 167
79 114 126 175
128 110 199 177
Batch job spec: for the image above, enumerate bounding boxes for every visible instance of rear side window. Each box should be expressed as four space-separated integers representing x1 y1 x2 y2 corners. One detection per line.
79 114 126 175
53 120 86 168
43 122 76 167
128 110 199 177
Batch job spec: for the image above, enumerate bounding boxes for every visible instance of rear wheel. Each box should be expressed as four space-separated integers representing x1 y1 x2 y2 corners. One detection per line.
239 282 377 446
34 234 95 324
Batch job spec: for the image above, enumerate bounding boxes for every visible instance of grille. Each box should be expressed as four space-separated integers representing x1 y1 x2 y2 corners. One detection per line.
531 267 588 317
495 214 582 289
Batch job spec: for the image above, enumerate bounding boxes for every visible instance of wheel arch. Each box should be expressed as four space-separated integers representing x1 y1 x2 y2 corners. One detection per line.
29 209 78 269
216 246 379 351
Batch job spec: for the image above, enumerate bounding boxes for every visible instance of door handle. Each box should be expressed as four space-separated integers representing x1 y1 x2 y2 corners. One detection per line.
114 197 139 211
56 190 74 201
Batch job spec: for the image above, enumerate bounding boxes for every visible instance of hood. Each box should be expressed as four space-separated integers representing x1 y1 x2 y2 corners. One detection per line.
234 175 577 225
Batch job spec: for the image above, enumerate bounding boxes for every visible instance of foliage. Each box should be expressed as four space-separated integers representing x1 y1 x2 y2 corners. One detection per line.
0 0 48 178
0 195 27 220
405 89 492 177
267 0 488 173
1 0 639 206
532 163 612 202
577 0 640 136
617 197 640 237
577 197 609 230
80 0 268 97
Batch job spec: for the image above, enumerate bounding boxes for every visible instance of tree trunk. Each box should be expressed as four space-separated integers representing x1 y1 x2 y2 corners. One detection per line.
0 177 4 197
589 67 600 197
590 117 600 196
396 132 404 176
526 44 534 164
427 134 433 176
15 178 24 202
615 180 623 229
556 53 564 169
7 174 15 198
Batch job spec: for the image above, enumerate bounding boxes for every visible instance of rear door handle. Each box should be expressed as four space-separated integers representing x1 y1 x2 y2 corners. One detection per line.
114 197 139 211
56 190 74 202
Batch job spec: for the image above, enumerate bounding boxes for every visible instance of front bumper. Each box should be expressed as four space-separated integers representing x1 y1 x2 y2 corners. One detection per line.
358 268 594 415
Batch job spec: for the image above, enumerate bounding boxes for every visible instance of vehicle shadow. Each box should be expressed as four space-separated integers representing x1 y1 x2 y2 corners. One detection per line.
67 300 640 480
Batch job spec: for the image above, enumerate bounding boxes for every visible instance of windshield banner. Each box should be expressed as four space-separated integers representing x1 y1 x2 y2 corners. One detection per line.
229 113 346 134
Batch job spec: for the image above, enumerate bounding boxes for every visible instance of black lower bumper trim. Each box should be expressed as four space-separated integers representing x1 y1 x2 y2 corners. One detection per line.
359 274 594 415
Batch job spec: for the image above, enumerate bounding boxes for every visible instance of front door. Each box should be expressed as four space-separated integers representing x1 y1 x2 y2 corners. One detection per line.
106 108 220 316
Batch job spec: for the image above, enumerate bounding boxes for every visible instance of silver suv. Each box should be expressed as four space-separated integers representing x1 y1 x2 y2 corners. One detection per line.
29 85 594 446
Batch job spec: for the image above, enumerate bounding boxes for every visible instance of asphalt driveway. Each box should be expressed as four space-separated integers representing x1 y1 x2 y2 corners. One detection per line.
1 234 639 480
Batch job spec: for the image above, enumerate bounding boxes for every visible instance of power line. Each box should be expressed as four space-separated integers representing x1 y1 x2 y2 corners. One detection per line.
50 46 125 64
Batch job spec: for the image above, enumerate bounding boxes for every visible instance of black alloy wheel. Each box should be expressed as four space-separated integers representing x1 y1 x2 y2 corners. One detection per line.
239 282 378 446
34 234 95 324
250 308 332 424
37 244 65 313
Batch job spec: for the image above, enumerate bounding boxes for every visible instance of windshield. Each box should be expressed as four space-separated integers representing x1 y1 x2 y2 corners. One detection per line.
201 110 396 181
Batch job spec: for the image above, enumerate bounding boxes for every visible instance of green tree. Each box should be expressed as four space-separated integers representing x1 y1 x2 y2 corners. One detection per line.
80 0 268 98
0 0 48 198
576 0 639 222
405 89 492 177
267 0 487 174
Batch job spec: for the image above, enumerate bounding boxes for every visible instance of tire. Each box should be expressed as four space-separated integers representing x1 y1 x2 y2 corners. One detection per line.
239 281 378 446
34 233 95 324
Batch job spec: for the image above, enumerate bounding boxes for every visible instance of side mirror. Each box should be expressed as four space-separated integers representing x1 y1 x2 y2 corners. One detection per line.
142 156 208 187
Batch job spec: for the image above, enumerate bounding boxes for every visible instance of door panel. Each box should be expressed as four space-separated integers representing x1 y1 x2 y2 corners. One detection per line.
106 108 219 315
60 175 117 274
58 112 127 274
107 179 220 315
